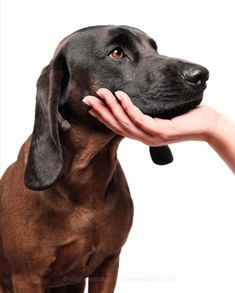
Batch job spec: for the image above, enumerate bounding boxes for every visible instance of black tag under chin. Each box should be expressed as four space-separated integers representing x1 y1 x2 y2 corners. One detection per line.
149 146 173 165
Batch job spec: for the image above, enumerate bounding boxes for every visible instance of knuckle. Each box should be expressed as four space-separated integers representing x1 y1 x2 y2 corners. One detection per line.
132 115 143 127
156 130 170 141
122 104 130 112
111 123 122 133
120 120 130 129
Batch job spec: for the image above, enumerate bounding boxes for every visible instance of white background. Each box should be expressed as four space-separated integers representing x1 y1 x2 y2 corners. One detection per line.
1 0 235 292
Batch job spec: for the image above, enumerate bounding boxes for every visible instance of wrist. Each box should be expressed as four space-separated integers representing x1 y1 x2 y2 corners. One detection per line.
207 112 231 147
206 111 235 173
202 108 222 144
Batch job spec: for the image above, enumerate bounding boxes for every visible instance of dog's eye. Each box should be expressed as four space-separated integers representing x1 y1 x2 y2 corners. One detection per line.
110 47 125 59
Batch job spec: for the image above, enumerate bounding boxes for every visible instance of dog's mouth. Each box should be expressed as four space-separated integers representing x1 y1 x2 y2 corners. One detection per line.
150 96 203 119
138 90 205 119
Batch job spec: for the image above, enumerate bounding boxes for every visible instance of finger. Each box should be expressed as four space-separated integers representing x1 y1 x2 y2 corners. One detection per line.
89 108 122 135
82 95 106 108
85 97 150 141
115 91 161 132
82 94 143 138
96 88 148 136
83 92 172 144
89 109 125 135
96 88 134 130
89 108 154 143
83 96 123 133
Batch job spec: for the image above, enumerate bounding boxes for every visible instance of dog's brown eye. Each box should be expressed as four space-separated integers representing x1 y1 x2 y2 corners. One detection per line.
110 48 125 59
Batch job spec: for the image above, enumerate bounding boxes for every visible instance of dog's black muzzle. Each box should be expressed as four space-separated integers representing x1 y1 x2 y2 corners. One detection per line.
134 57 209 166
127 56 209 120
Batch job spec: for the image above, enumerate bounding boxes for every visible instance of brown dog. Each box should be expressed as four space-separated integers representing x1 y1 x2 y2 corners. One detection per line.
0 25 208 292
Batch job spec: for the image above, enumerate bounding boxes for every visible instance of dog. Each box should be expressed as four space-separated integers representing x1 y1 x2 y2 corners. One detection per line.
0 25 209 292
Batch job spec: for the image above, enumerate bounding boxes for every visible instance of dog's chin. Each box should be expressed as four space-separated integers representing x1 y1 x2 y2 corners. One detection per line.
143 96 203 119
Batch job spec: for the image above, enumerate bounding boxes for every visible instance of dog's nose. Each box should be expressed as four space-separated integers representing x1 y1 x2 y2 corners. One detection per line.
182 66 209 86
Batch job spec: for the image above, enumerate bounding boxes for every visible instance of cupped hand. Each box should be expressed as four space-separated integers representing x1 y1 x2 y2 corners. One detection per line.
82 88 219 147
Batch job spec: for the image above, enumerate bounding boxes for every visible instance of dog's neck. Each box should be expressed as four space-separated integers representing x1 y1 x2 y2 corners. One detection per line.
54 123 123 205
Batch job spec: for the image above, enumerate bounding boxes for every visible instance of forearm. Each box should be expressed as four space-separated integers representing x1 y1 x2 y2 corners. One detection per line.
208 113 235 173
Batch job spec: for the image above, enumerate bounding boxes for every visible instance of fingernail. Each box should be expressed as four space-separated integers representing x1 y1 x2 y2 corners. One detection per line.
96 88 103 95
115 91 122 101
82 97 91 105
96 89 105 99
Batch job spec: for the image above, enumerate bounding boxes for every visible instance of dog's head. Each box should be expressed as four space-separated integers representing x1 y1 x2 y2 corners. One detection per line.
25 25 209 190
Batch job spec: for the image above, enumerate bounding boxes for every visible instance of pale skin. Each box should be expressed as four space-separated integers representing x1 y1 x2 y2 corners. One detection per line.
82 88 235 174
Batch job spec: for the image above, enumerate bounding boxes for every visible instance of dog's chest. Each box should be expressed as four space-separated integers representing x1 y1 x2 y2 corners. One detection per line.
46 202 132 286
48 237 103 286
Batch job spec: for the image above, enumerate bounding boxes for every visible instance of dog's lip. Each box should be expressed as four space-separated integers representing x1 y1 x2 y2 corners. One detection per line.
178 96 203 106
144 95 203 119
162 97 203 118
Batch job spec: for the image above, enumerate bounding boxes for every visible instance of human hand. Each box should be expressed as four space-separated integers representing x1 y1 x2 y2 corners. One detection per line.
82 88 219 147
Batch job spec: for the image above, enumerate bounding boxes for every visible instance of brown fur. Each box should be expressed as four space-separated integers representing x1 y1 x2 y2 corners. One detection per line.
0 125 133 292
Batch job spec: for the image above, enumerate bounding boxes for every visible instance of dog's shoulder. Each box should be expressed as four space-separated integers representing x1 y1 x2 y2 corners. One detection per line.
16 135 32 168
0 136 32 191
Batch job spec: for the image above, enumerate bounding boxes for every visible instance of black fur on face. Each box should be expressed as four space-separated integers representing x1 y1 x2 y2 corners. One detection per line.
25 25 209 190
61 25 209 120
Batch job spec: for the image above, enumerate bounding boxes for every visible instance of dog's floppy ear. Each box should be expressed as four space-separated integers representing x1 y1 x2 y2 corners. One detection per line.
149 146 173 165
24 54 70 190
